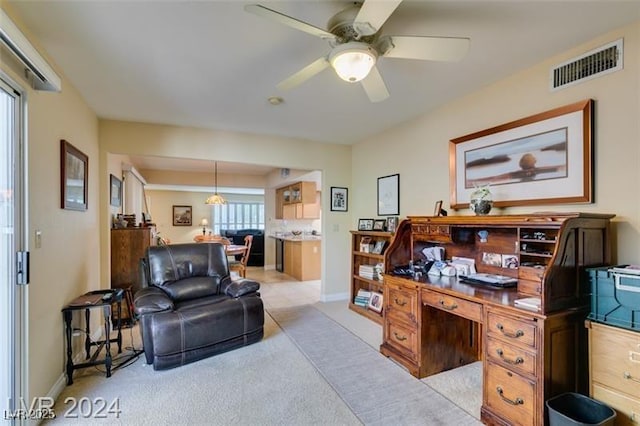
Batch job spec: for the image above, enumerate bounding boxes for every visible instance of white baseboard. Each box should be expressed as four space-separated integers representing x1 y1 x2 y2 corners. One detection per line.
264 264 276 270
320 292 350 303
47 327 104 402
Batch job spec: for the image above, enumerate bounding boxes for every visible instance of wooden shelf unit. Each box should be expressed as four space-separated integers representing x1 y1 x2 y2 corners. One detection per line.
380 213 614 426
349 230 393 324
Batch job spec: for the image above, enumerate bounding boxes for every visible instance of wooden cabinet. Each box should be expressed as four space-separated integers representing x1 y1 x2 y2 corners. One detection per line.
275 181 318 219
283 239 321 281
110 227 156 293
349 230 393 324
379 213 614 426
588 321 640 426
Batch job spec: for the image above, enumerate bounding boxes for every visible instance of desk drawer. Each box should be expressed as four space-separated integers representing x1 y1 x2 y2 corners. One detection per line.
487 310 537 349
486 362 535 426
386 283 418 325
590 323 640 398
384 318 418 361
486 337 536 377
592 383 640 426
421 289 483 323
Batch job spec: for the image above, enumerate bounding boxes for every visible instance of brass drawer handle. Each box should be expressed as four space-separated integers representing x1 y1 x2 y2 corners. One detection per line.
439 299 458 311
624 372 640 383
393 332 407 342
394 298 407 307
496 349 524 365
496 386 524 406
496 323 524 339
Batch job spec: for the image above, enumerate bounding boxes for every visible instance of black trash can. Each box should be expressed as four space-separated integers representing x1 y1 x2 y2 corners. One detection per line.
546 392 616 426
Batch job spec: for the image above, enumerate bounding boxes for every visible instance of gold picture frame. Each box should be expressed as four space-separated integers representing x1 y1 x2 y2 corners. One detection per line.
449 99 593 209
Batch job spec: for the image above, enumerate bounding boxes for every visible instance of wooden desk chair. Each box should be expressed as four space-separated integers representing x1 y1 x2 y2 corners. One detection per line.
229 235 253 278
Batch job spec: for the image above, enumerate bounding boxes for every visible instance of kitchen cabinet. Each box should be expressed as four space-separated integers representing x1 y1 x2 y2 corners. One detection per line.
275 181 318 219
283 239 321 281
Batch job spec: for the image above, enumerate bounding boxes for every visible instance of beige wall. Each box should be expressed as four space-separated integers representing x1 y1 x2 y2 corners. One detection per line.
1 5 101 405
352 21 640 264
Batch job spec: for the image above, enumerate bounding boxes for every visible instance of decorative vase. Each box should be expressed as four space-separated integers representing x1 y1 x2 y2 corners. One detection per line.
470 185 493 215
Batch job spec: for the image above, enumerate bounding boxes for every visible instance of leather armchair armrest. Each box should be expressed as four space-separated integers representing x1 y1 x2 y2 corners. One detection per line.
134 287 174 316
220 276 260 298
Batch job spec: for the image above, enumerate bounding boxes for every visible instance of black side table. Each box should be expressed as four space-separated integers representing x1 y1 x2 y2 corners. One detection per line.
61 289 123 385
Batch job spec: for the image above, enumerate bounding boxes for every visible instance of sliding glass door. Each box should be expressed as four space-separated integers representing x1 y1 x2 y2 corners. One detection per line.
1 75 26 424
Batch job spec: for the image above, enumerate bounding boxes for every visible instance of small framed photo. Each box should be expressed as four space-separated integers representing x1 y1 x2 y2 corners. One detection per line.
173 205 192 226
368 292 383 313
330 187 348 212
371 240 386 255
502 254 519 269
482 252 502 267
359 236 372 253
373 219 386 231
434 200 443 216
386 216 399 233
358 218 374 231
110 174 122 207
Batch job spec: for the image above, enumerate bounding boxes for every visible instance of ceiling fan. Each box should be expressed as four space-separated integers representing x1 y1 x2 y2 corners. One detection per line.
245 0 470 102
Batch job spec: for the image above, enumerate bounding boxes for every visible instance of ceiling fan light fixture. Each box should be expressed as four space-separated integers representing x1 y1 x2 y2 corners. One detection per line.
329 42 377 83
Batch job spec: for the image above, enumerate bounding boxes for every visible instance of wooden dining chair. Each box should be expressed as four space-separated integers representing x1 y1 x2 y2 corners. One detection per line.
229 235 253 278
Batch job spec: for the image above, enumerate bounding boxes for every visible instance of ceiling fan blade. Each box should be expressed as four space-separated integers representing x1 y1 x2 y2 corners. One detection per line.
361 66 389 103
380 35 470 61
277 57 330 91
353 0 403 36
244 4 336 41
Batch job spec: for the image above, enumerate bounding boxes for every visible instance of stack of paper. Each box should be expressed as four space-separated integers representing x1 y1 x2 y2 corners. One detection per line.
514 297 541 311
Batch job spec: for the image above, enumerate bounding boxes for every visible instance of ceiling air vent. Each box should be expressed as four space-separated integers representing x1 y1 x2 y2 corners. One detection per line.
550 38 623 91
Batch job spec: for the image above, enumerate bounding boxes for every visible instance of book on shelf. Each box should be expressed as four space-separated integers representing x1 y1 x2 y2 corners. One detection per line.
354 289 372 307
514 297 541 311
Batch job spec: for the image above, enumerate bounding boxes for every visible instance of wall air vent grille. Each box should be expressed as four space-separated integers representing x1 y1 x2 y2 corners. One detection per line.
550 39 623 91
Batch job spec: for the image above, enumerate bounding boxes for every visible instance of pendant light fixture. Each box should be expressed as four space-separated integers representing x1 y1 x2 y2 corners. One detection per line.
205 162 226 205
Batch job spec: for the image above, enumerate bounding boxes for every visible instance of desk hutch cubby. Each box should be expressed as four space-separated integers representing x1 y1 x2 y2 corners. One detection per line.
380 213 614 426
349 230 393 324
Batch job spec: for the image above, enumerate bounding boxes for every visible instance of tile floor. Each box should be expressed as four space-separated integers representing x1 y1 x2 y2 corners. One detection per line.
244 267 321 310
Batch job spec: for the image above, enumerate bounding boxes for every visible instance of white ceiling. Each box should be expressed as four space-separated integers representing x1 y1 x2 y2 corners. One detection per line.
7 0 640 173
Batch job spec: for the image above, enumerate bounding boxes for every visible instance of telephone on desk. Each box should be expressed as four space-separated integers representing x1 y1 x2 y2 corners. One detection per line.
392 260 434 277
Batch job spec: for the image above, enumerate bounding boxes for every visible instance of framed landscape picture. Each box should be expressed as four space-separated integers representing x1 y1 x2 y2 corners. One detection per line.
60 139 88 211
173 205 192 226
449 99 593 209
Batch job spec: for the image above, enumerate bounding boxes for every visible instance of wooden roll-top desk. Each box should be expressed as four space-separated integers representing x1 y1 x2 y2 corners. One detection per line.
379 213 614 426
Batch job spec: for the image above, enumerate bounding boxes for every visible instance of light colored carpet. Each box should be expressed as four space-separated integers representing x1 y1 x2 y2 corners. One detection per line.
45 315 361 425
268 305 482 426
421 361 483 419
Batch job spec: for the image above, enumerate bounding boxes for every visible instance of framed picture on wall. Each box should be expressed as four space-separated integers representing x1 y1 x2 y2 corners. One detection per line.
110 174 122 207
330 187 348 212
60 139 88 211
173 205 192 226
377 174 399 216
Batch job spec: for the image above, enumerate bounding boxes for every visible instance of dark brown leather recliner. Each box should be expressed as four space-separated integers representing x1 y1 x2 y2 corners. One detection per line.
134 243 264 370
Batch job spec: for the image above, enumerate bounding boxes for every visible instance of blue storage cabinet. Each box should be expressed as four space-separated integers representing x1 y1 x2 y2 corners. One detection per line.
587 266 640 331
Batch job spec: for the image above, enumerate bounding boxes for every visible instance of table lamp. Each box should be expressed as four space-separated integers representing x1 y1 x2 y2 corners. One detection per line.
199 218 209 235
